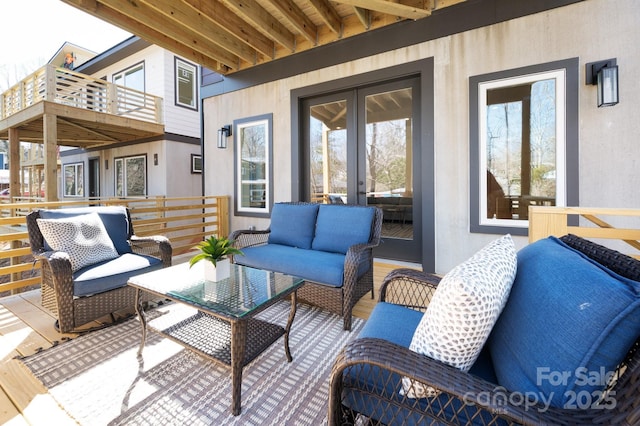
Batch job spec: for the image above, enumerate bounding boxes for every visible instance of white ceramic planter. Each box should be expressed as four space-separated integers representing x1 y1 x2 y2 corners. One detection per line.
203 258 230 282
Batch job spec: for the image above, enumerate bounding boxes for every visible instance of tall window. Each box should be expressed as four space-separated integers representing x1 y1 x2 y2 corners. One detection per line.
115 155 146 197
470 59 579 235
234 114 272 217
63 162 84 197
175 58 198 110
113 63 144 91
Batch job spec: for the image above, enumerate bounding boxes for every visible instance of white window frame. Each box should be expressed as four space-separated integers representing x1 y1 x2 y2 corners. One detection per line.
478 69 567 229
113 62 145 91
114 154 147 197
63 162 84 197
469 58 579 236
234 114 273 217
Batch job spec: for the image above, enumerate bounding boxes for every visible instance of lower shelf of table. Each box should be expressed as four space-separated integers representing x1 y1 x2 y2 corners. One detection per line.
146 310 285 367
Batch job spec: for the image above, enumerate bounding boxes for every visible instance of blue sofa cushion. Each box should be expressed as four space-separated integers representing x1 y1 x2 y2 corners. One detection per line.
311 205 375 254
235 244 346 287
72 253 163 297
39 206 132 254
268 203 319 249
344 302 501 425
489 236 640 408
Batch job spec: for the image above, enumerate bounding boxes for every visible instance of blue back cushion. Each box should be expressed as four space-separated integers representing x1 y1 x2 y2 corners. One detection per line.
311 205 375 254
489 237 640 408
39 206 132 254
267 203 319 249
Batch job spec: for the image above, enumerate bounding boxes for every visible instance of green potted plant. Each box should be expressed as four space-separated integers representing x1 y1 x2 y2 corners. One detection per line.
189 235 243 281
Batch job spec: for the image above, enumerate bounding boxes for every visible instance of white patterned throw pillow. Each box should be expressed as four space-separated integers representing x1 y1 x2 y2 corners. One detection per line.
401 234 517 399
37 212 120 272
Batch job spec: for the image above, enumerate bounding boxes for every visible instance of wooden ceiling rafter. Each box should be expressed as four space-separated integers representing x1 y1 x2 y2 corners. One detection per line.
183 0 275 60
138 0 258 65
61 0 224 71
97 0 241 69
60 0 470 75
220 0 297 53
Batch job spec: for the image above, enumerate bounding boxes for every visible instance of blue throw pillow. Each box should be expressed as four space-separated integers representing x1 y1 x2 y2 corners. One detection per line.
311 205 375 254
489 236 640 409
267 203 319 249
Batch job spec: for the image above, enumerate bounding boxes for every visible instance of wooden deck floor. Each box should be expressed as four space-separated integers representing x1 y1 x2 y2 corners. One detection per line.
0 259 418 425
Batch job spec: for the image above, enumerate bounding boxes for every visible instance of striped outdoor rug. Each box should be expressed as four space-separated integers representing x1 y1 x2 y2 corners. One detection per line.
19 301 365 425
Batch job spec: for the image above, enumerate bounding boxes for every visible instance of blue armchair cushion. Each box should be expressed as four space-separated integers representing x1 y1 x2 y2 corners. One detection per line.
489 236 640 408
312 205 375 254
235 244 346 287
73 253 163 297
38 206 132 254
268 203 319 249
344 302 501 426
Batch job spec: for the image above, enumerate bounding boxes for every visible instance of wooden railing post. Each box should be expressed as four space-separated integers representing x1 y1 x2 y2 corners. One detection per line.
528 206 569 242
107 84 118 115
45 64 56 102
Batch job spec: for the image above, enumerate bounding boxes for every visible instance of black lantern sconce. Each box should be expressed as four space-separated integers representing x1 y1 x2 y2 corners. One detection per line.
586 59 619 107
217 124 232 149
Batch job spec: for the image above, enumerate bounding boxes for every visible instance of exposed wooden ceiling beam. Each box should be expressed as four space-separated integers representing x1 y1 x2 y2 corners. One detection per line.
353 6 370 30
183 0 275 59
305 0 342 36
269 0 318 44
61 0 225 72
332 0 431 20
138 0 258 64
220 0 296 52
96 0 240 69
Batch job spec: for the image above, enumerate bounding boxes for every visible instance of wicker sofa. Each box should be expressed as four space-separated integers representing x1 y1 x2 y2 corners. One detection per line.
328 233 640 425
27 206 172 333
230 202 382 331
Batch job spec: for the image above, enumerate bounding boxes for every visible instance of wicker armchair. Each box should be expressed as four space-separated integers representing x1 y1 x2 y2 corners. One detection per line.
328 235 640 425
27 206 172 333
230 201 383 331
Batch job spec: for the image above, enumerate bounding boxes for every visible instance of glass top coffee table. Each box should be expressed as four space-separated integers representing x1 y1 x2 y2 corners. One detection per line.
128 261 304 416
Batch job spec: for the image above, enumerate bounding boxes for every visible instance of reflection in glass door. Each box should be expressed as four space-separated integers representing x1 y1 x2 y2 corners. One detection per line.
309 98 349 204
303 77 420 262
364 87 414 241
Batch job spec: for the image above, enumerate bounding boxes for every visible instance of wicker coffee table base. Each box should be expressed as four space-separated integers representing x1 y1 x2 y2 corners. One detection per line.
134 289 299 415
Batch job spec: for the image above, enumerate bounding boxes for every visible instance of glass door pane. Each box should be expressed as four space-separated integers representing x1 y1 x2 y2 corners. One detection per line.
364 87 414 240
309 99 348 204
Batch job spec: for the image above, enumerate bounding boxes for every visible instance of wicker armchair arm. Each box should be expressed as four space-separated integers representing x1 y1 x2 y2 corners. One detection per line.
330 337 566 426
379 268 441 310
33 250 73 270
130 235 172 266
229 229 270 250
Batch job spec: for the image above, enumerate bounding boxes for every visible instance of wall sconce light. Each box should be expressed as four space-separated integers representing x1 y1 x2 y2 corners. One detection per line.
586 59 619 107
217 125 232 149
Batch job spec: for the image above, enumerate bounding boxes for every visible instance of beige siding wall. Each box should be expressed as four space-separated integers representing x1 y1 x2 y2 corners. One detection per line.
203 0 640 273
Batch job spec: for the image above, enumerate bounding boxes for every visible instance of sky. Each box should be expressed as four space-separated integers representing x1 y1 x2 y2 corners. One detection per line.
0 0 132 91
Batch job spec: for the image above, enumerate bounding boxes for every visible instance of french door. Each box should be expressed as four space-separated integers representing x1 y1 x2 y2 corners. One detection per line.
302 77 422 262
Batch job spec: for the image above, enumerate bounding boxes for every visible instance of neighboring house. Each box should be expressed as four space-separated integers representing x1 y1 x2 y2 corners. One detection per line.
59 36 202 199
0 36 202 201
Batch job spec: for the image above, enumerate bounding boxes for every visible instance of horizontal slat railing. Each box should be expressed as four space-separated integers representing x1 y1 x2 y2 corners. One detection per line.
529 206 640 258
0 195 229 295
1 65 162 124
